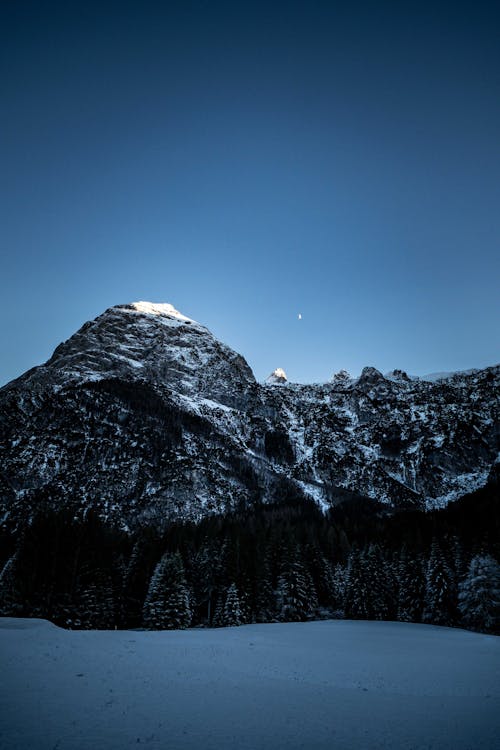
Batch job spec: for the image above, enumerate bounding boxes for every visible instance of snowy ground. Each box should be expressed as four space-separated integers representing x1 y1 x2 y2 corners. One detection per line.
1 618 499 750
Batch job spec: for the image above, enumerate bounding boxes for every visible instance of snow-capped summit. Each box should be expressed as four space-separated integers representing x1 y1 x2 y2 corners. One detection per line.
266 368 288 384
126 301 197 324
4 300 256 408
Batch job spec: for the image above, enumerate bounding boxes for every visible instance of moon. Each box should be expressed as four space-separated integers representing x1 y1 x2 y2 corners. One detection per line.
298 313 302 320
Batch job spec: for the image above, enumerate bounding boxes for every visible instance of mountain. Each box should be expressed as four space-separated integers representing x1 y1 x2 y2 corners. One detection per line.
0 301 498 531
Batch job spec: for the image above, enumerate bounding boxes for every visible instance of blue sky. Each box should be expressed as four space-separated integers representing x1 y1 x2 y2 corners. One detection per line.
1 1 499 384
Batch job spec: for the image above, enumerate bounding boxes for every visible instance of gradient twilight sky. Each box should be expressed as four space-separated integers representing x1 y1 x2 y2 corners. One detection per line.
1 1 499 385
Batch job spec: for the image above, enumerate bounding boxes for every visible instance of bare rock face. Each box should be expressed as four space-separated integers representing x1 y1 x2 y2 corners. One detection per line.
0 302 498 530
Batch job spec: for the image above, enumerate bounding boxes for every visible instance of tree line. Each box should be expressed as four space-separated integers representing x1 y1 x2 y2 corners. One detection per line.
0 479 499 634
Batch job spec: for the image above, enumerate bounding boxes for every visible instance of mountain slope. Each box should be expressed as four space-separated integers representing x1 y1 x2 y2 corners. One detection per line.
0 302 498 529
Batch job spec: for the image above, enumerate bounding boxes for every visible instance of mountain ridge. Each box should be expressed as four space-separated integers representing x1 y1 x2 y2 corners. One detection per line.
0 301 498 531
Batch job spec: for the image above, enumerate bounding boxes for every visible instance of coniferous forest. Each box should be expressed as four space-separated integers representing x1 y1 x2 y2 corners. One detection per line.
1 478 499 635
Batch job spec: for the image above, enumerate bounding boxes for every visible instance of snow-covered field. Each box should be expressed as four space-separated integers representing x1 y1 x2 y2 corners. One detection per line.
1 618 499 750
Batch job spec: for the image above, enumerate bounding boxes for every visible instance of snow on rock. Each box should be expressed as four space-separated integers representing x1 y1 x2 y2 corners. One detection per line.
128 301 196 323
0 618 499 750
265 367 288 384
385 369 411 382
425 469 492 510
0 301 498 526
359 365 385 383
417 368 479 382
331 369 352 385
2 301 256 407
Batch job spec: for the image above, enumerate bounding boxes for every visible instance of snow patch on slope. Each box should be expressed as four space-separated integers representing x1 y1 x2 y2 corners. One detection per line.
425 469 491 510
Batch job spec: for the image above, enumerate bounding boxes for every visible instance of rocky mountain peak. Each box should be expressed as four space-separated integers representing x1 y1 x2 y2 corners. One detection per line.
4 301 256 409
266 368 288 385
331 369 352 385
386 369 411 382
358 366 385 384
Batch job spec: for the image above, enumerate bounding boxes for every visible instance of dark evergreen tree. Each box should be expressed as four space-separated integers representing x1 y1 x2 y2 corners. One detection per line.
344 548 372 619
304 544 336 609
365 544 394 620
0 553 22 616
212 594 224 628
450 535 468 584
337 529 351 562
276 548 317 622
74 571 115 629
458 554 500 633
189 541 221 626
422 539 456 626
222 583 243 626
397 548 424 623
122 539 153 627
332 563 348 612
255 552 276 623
236 574 252 625
143 552 191 630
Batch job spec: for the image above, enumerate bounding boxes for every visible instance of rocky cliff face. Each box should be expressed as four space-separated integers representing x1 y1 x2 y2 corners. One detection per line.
0 302 498 530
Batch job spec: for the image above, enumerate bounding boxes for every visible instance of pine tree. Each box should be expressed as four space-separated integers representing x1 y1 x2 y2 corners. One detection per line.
332 563 348 612
212 594 224 627
450 535 467 584
365 544 394 620
236 575 252 625
458 554 500 633
190 541 221 626
422 539 456 626
143 552 191 630
305 545 336 609
397 548 424 623
75 572 115 629
276 549 317 622
113 553 127 627
122 540 149 627
0 553 22 616
255 555 276 623
344 548 371 619
222 583 243 626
